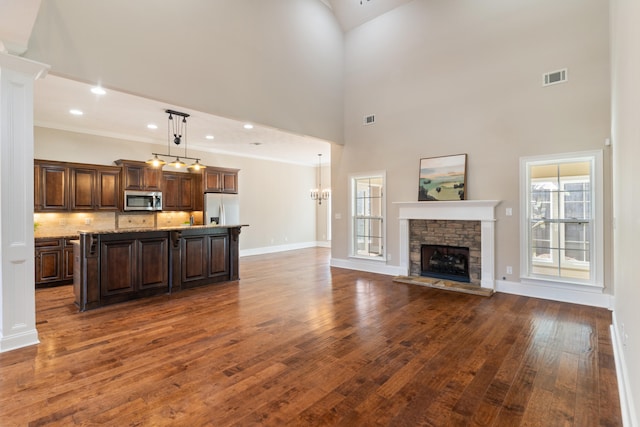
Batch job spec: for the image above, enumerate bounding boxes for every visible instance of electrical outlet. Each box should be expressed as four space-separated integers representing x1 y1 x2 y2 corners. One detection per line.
84 218 92 225
506 266 513 275
506 208 512 216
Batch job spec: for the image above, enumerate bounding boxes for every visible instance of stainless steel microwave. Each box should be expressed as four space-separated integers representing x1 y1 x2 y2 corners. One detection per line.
124 190 162 211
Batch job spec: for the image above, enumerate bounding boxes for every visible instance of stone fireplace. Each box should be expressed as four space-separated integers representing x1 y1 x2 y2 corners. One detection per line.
395 200 499 290
411 220 480 285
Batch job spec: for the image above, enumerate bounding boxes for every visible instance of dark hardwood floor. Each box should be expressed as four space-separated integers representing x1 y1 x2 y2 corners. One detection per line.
0 248 621 426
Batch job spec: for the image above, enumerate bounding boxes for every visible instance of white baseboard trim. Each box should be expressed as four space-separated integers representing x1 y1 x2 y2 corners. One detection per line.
495 279 613 308
240 241 327 257
611 314 638 427
330 257 406 276
0 329 39 353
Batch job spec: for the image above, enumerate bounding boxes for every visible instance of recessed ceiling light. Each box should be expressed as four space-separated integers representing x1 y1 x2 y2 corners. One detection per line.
243 123 254 130
205 135 214 140
69 109 84 116
91 86 106 95
147 124 158 129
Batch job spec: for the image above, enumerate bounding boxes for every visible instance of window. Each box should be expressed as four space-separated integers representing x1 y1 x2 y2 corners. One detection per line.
520 151 603 287
350 172 385 259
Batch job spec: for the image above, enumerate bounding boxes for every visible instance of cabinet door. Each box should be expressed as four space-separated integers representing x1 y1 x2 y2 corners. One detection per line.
143 167 162 191
122 164 144 190
179 175 194 210
35 245 63 284
39 164 69 211
64 244 74 281
222 172 238 193
162 174 179 210
181 235 208 283
203 170 222 192
96 168 121 210
70 167 96 210
208 234 229 278
100 239 137 297
138 237 169 290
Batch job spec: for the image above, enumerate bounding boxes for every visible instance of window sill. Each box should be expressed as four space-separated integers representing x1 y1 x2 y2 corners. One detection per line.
349 255 386 263
520 275 604 293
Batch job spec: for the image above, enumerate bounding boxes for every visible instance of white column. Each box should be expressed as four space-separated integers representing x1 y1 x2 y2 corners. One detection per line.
398 218 409 275
0 52 49 352
480 219 496 289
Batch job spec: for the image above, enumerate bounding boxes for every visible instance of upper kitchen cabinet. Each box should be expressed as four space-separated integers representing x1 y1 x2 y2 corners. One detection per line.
35 160 69 211
95 167 122 210
203 167 239 194
35 160 121 212
70 167 96 210
162 171 201 211
71 165 121 211
116 160 162 191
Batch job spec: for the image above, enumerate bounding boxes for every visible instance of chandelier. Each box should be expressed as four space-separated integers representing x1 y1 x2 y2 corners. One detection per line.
146 109 205 170
310 153 330 205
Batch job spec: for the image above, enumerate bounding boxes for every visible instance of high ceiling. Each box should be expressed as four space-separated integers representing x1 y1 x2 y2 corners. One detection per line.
326 0 414 32
16 0 414 166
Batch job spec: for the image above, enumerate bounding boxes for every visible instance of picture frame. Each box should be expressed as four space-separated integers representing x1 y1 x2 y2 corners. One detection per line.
418 154 467 201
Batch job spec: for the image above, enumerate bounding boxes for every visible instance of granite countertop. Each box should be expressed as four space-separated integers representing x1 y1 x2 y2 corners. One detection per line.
35 234 80 240
77 224 248 235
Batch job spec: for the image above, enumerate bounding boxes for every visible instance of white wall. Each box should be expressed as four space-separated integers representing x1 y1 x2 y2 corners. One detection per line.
332 0 612 293
25 0 344 144
34 127 322 253
611 0 640 424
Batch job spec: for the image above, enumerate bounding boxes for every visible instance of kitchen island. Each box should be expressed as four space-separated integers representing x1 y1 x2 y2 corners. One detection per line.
73 225 245 311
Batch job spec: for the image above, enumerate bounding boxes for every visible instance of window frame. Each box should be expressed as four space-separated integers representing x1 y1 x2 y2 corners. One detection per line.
349 171 386 261
519 150 603 289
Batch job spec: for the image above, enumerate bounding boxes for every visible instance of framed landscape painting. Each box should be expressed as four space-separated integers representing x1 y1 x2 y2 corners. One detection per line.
418 154 467 201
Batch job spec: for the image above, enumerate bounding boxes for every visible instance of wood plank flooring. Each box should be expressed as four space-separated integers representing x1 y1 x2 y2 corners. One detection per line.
0 248 621 426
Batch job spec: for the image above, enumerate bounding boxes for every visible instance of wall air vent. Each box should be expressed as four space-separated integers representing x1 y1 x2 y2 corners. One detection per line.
543 68 568 87
363 114 376 126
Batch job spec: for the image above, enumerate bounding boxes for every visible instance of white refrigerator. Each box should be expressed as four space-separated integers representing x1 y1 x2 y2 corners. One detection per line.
204 193 240 225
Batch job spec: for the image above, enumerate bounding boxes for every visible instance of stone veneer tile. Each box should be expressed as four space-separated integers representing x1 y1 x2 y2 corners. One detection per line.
409 219 482 286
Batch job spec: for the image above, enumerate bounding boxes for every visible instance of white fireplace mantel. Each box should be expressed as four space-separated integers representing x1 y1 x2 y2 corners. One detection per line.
394 200 501 290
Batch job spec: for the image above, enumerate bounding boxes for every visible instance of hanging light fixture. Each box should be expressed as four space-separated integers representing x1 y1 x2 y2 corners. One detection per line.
146 109 206 170
310 153 330 205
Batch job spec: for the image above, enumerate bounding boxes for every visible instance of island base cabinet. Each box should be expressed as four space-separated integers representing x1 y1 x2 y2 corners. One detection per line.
180 232 230 289
74 226 242 311
100 233 169 306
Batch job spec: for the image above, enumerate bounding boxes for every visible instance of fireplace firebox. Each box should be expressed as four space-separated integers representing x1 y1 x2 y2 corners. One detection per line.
420 244 470 283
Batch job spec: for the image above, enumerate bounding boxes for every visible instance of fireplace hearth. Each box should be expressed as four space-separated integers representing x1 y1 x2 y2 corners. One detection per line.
421 244 470 282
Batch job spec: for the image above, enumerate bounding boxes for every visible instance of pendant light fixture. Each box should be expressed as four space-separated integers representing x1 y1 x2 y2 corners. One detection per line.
146 109 206 170
310 153 330 205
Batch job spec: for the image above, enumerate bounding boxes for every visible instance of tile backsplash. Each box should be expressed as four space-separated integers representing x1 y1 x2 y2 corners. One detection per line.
34 211 204 238
34 212 116 237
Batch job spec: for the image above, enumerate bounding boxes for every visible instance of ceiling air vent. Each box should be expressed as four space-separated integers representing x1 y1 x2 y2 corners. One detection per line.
543 68 568 87
363 114 376 126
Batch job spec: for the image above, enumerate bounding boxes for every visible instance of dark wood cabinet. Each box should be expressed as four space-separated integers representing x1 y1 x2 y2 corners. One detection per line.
162 172 197 211
74 226 242 310
35 160 120 212
180 230 230 289
70 167 96 210
36 162 69 211
96 167 121 210
116 160 162 191
35 238 75 287
64 240 75 281
202 167 239 194
98 232 169 305
35 239 63 285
